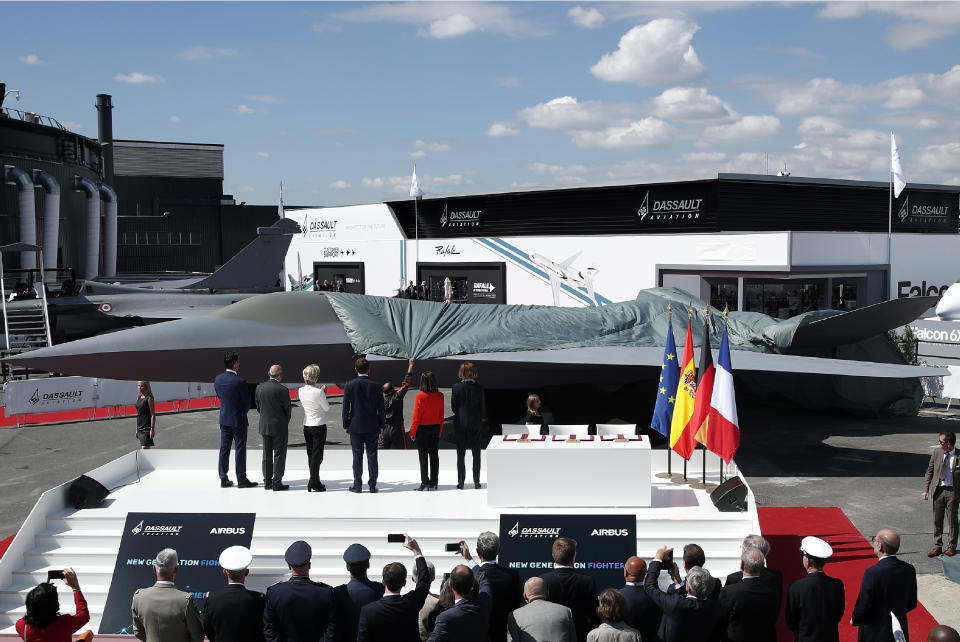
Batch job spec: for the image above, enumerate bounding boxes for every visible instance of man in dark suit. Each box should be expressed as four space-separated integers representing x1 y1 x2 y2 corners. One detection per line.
643 546 723 642
669 543 722 599
264 541 336 642
851 528 918 642
357 535 430 642
427 564 493 641
785 536 845 642
456 532 522 642
332 544 384 642
203 545 266 642
539 537 599 642
256 365 292 491
620 556 661 642
724 535 783 604
923 431 959 557
342 357 386 493
214 351 257 488
718 548 780 642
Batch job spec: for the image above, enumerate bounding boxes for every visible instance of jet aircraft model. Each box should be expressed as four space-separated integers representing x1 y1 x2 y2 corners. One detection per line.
528 251 600 306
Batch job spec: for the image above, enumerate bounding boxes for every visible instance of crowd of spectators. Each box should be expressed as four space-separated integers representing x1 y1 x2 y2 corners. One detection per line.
20 527 956 642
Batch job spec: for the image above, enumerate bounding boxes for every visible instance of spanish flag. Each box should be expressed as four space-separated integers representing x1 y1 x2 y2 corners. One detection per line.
670 322 698 460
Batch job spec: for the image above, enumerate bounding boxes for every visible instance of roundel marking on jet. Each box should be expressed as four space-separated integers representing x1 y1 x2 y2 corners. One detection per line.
99 303 113 313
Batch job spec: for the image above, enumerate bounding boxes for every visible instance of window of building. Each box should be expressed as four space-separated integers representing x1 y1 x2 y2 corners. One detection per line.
708 279 738 312
743 279 825 319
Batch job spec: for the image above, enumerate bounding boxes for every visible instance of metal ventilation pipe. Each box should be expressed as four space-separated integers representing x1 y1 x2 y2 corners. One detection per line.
74 176 100 279
33 170 61 270
99 183 117 277
95 94 114 186
3 165 38 268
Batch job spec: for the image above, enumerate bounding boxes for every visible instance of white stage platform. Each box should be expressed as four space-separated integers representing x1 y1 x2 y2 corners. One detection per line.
0 448 759 634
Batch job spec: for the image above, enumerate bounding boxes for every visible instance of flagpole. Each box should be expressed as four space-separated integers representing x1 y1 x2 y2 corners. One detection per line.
888 147 893 292
715 304 732 490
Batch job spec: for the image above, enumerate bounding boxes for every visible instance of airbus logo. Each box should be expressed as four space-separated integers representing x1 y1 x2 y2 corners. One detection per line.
209 527 246 535
591 528 629 537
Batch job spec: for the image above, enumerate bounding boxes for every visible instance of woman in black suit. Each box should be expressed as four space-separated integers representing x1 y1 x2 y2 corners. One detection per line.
451 362 486 490
524 394 548 435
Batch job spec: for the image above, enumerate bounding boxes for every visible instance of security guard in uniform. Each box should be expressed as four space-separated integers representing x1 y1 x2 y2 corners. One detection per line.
332 543 384 642
264 540 337 642
131 548 204 642
204 545 267 642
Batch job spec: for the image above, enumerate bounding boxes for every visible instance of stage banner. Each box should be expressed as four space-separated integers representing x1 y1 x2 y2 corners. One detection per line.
3 376 97 415
498 514 635 591
99 512 255 635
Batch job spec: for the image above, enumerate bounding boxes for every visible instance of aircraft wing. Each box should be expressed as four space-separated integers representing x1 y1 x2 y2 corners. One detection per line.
559 250 583 269
549 273 562 306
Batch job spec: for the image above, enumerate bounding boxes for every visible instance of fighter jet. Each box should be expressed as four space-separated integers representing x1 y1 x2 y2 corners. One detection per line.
3 290 942 404
3 218 299 344
528 251 601 306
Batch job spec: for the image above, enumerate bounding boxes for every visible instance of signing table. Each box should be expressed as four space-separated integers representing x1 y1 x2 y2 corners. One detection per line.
486 434 651 508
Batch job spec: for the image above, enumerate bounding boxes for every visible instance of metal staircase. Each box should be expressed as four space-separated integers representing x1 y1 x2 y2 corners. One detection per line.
1 244 53 381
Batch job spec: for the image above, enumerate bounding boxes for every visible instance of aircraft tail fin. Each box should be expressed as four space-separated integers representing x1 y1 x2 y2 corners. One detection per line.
582 268 598 303
193 218 300 292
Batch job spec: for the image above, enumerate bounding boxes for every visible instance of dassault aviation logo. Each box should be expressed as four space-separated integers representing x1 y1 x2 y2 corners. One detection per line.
508 522 520 537
131 520 144 535
637 191 649 220
29 388 40 406
440 205 448 228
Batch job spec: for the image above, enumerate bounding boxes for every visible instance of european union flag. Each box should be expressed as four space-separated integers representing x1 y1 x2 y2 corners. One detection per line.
650 321 679 437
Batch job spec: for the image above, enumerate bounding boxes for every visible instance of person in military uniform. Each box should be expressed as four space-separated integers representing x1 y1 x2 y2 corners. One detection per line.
131 548 203 642
785 536 845 642
204 545 266 642
264 540 337 642
332 543 384 642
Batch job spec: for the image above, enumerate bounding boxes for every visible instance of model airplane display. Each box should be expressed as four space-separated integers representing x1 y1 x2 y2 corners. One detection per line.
4 289 942 415
3 219 300 344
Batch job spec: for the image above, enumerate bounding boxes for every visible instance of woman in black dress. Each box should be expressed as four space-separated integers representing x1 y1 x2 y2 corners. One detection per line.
135 381 156 449
451 362 486 489
524 394 548 435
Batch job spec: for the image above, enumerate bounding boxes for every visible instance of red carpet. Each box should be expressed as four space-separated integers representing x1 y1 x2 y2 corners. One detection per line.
759 506 938 642
0 535 12 560
0 386 343 428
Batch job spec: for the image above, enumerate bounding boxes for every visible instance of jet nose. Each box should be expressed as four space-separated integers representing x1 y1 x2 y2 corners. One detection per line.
936 283 960 320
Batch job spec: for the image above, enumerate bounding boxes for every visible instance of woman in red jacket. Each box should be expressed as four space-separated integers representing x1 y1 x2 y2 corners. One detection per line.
410 371 444 491
16 568 89 642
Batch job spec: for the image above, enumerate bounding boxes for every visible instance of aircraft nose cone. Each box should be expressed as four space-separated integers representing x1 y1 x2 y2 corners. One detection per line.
936 283 960 320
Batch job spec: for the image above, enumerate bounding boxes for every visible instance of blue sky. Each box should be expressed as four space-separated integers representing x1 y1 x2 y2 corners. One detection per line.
4 1 960 205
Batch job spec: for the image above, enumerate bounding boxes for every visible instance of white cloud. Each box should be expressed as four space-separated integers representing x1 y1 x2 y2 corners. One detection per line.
236 104 256 115
570 118 676 149
528 162 589 175
590 19 705 86
496 76 522 88
169 115 182 124
244 94 285 104
329 179 352 189
20 54 43 65
818 2 960 50
569 5 605 29
178 46 239 60
362 172 471 194
702 115 781 142
682 151 726 163
797 116 845 137
648 87 739 123
257 151 270 158
60 121 84 131
115 72 162 84
410 150 426 159
415 139 449 152
884 87 926 109
235 185 255 193
337 3 547 39
312 22 343 33
423 13 479 38
431 173 467 187
519 96 638 131
361 176 408 192
487 121 521 137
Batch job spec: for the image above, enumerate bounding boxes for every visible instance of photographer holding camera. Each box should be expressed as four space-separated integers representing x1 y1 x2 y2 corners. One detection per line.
16 568 90 642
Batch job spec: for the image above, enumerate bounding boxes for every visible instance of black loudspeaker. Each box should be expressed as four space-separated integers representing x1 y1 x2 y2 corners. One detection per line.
710 477 748 512
68 475 109 509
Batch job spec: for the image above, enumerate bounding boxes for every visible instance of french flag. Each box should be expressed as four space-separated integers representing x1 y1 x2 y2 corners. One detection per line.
707 328 740 463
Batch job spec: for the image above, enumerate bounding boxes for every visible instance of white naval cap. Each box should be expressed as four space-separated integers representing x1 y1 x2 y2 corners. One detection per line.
800 536 833 559
219 545 253 571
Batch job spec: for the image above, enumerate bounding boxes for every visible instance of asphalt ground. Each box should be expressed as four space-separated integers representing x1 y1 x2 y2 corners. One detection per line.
0 390 958 628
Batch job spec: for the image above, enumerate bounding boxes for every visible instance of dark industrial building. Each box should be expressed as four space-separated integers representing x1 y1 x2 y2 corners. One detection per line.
0 83 278 281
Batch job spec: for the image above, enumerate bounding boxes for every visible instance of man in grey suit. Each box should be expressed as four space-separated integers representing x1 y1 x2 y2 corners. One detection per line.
923 431 959 557
256 365 292 491
131 548 203 642
507 577 576 642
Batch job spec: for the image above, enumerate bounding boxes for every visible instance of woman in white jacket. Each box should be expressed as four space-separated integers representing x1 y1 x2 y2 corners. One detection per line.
300 364 330 492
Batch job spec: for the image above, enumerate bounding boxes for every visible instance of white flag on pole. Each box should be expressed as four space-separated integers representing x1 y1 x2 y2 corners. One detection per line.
278 181 285 219
409 166 424 199
891 133 907 198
